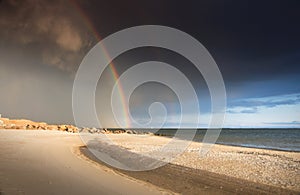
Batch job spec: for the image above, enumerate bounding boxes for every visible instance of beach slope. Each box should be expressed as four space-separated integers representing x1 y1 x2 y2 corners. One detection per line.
0 130 171 195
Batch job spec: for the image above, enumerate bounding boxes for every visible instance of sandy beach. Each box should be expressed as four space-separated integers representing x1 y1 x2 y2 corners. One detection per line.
0 130 171 195
100 134 300 194
1 129 299 194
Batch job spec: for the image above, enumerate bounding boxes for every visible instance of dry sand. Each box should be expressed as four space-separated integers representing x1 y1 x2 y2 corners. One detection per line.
0 130 172 195
1 130 299 195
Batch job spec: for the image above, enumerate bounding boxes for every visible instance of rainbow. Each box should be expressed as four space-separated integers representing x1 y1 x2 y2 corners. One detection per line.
70 0 130 127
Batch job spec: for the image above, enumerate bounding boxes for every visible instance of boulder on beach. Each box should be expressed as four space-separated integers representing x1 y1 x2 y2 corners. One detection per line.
89 128 97 133
113 129 125 134
0 120 4 128
58 125 78 133
37 124 47 130
125 130 133 134
66 125 78 133
46 125 58 131
15 125 27 130
58 125 68 131
80 128 90 133
99 129 106 134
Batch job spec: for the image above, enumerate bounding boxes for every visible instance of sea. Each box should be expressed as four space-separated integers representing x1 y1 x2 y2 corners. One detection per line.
154 129 300 152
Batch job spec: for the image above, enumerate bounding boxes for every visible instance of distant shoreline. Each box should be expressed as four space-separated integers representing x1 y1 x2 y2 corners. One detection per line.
1 117 299 152
103 128 300 130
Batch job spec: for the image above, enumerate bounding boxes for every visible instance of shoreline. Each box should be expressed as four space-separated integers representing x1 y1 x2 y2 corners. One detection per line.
160 134 300 153
1 129 299 194
202 142 300 153
85 133 300 192
80 146 298 194
1 117 299 153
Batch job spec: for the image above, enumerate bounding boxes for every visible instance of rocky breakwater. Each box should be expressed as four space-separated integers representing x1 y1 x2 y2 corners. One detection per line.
0 117 78 133
80 128 154 135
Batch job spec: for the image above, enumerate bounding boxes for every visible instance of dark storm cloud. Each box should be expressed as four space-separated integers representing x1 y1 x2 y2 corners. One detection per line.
0 0 96 123
0 0 94 72
78 0 300 83
0 0 299 126
2 0 299 78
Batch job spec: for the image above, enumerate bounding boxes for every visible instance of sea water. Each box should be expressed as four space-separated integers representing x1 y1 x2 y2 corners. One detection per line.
155 129 300 152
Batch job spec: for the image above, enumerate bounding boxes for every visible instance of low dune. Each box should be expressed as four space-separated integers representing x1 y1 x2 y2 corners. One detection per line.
0 117 78 132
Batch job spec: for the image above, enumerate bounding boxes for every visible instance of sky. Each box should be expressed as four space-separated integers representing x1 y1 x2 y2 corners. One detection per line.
0 0 299 128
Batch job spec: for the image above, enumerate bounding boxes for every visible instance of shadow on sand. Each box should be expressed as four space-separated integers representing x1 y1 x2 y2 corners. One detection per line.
79 139 298 195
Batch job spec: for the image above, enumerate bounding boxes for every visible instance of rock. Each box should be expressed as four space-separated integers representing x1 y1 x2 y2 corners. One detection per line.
56 125 78 133
66 125 78 133
5 124 16 129
58 125 68 131
125 130 133 134
81 128 90 133
89 128 97 133
0 117 79 133
37 126 46 130
113 129 125 134
126 130 133 134
46 125 58 131
0 120 4 129
19 125 27 130
99 130 106 134
146 132 154 136
4 124 14 129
